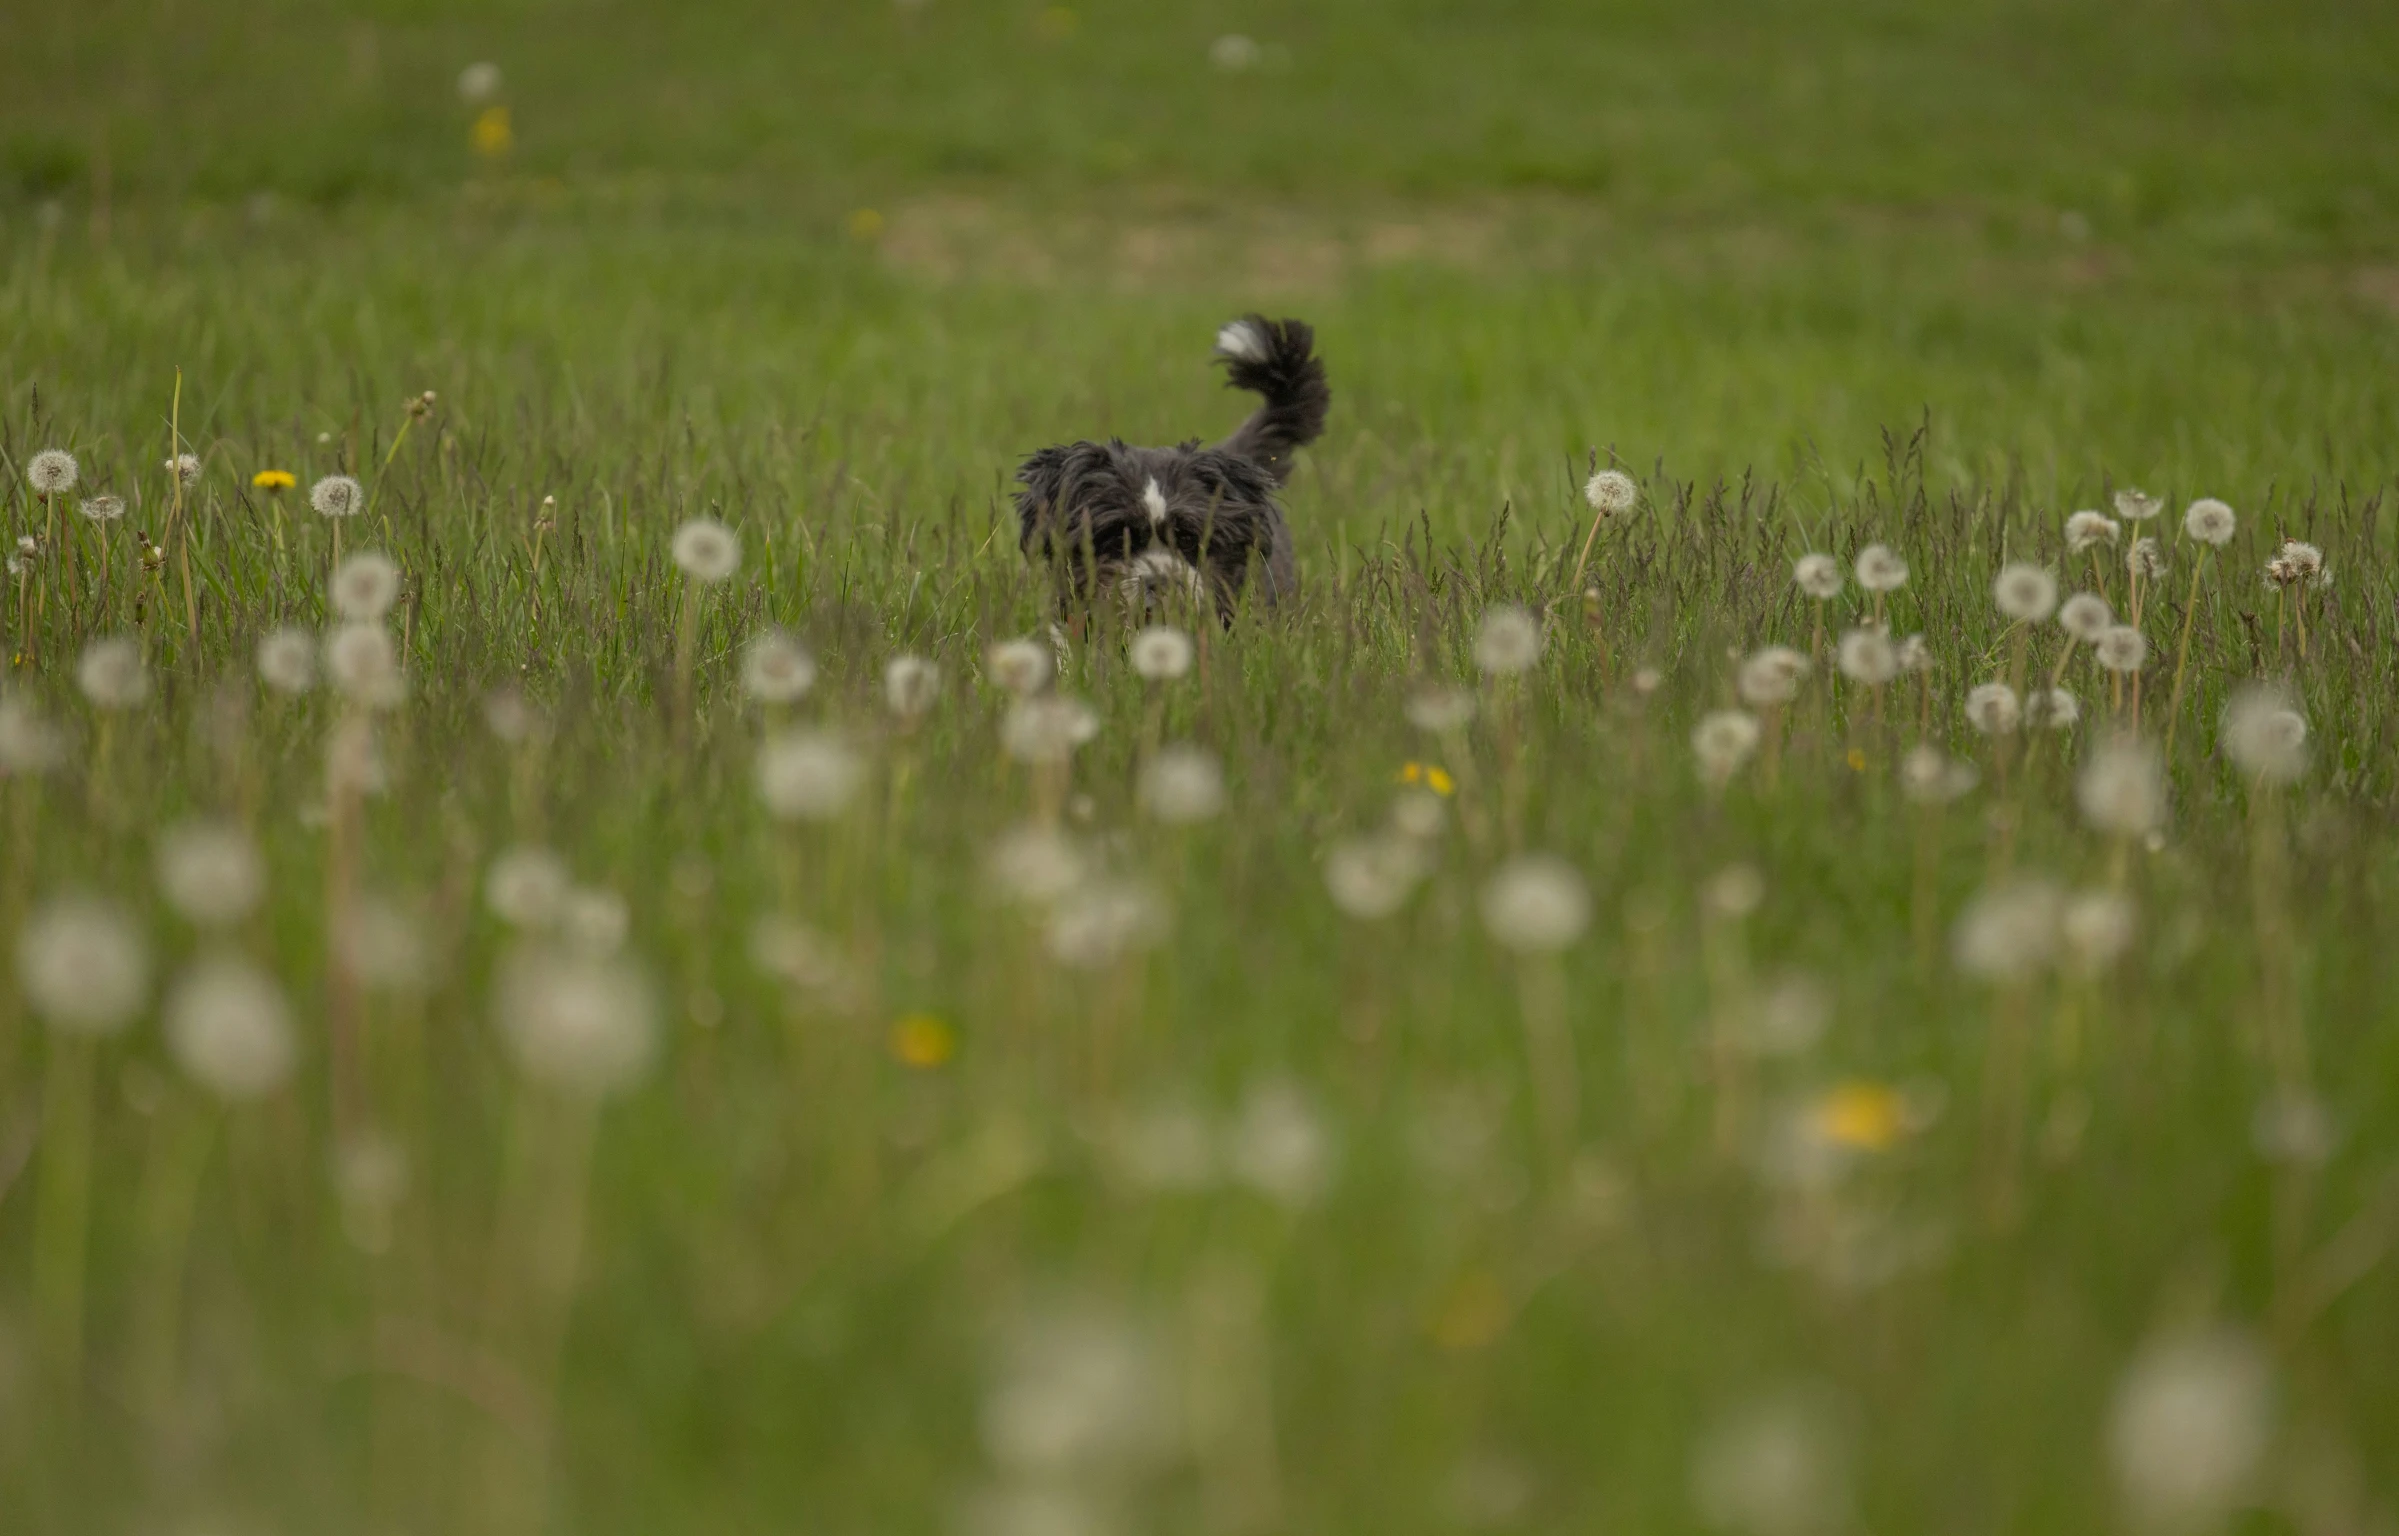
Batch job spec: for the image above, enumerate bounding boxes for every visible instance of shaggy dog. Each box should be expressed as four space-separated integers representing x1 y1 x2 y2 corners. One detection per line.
1015 316 1329 627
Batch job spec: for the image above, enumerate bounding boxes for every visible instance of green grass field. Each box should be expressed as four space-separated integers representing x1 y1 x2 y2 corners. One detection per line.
5 1 2399 1531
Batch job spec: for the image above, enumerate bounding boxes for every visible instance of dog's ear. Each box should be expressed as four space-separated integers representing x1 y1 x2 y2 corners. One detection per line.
1015 442 1102 557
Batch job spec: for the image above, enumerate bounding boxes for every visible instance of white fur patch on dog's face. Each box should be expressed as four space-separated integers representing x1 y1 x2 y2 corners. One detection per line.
1142 477 1169 527
1214 320 1266 361
1119 548 1208 614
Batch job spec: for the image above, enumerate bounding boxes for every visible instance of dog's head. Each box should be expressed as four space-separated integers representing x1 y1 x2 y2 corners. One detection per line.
1015 440 1286 626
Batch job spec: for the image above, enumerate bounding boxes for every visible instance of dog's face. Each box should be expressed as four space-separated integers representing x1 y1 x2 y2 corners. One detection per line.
1016 441 1287 625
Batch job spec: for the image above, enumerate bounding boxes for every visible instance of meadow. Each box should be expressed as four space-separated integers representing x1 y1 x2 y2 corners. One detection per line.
5 0 2399 1531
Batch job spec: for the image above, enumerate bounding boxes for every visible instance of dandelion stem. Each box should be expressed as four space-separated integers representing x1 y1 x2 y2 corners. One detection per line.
2162 553 2210 765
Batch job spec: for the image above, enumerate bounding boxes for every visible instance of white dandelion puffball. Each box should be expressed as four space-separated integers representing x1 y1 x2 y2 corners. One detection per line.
2057 592 2114 642
2268 539 2325 588
18 897 149 1033
883 654 942 718
1106 1101 1219 1193
77 636 150 710
2027 686 2080 732
986 636 1053 696
1952 878 2063 983
256 627 318 695
457 60 503 102
80 495 127 523
1835 627 1899 686
2065 510 2120 553
165 957 297 1100
670 517 740 583
2062 890 2138 974
330 551 402 622
1324 834 1430 920
1900 745 1979 805
2114 489 2163 523
165 453 202 487
1692 709 1762 785
1792 553 1843 601
982 1305 1174 1480
493 946 659 1098
2095 625 2149 674
560 887 630 957
28 448 78 495
1001 694 1099 766
1225 1079 1335 1208
1690 1385 1852 1536
2108 1330 2273 1534
0 694 66 777
325 623 405 709
1895 633 1932 673
1209 33 1262 71
1405 685 1477 733
2182 498 2237 547
985 825 1088 906
1964 682 2023 736
1853 543 1908 593
1139 745 1225 824
1584 467 1640 516
1474 604 1543 676
2127 538 2166 581
157 821 266 926
1737 647 1811 708
486 845 572 929
1130 625 1195 682
1480 854 1591 953
1993 563 2059 623
757 729 864 820
483 688 542 745
310 474 365 519
340 895 430 992
1389 787 1446 840
2222 686 2308 784
2077 739 2166 838
740 631 817 705
1045 880 1167 969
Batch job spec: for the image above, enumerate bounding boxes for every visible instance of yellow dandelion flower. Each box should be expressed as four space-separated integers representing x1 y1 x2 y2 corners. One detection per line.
889 1013 957 1070
471 105 514 159
845 208 885 242
252 469 296 492
1813 1081 1905 1152
1399 761 1456 796
1846 747 1867 773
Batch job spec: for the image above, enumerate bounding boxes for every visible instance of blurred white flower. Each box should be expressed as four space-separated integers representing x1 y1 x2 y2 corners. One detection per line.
1993 562 2059 622
1952 878 2063 983
1405 685 1477 733
330 551 402 622
982 1305 1173 1479
486 846 572 929
1480 854 1590 953
2183 498 2237 547
1129 625 1195 682
1853 544 1908 593
1001 695 1099 765
2251 1090 2336 1167
1584 467 1640 516
2077 739 2166 838
1900 745 1979 804
1737 647 1811 708
1964 682 2022 736
325 623 405 709
0 693 66 777
1474 605 1543 676
1139 745 1224 823
157 820 266 926
2061 890 2138 975
79 495 126 523
884 654 942 719
1045 880 1167 969
457 60 503 102
77 636 149 710
1106 1101 1219 1192
560 886 630 956
985 825 1088 905
492 945 660 1098
1209 33 1262 71
2095 625 2149 674
670 518 740 583
1324 834 1429 920
165 956 296 1100
1690 1383 1852 1536
2127 537 2167 581
2222 686 2308 784
740 631 817 705
1895 633 1931 673
2108 1329 2273 1533
1835 627 1898 686
2058 592 2114 642
2115 489 2162 522
1389 787 1446 841
1224 1079 1334 1207
2066 510 2120 553
256 627 318 694
2026 686 2080 732
340 895 430 991
757 729 864 820
1792 553 1842 601
18 897 149 1033
1692 710 1761 785
987 637 1053 696
483 687 542 744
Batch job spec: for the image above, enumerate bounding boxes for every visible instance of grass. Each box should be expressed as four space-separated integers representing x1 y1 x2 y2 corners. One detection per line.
4 0 2399 1531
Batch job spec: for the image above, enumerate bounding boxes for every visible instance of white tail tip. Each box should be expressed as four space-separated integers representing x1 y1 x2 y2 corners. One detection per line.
1214 320 1266 362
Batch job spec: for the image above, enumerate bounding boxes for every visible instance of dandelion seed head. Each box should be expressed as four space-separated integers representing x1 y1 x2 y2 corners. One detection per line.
1584 467 1640 517
165 957 297 1101
1853 543 1908 593
1324 833 1430 920
1835 627 1899 686
1129 625 1195 682
670 518 739 583
2222 686 2308 784
482 687 543 744
1692 709 1762 785
77 636 150 710
156 821 266 926
493 945 659 1098
325 623 405 709
486 846 572 929
1792 553 1842 601
987 637 1053 696
2058 592 2114 641
883 654 942 718
1045 880 1167 969
2066 510 2121 553
2265 539 2327 591
2020 686 2078 732
2108 1329 2273 1533
2251 1091 2337 1168
1480 854 1591 953
1106 1101 1218 1192
1000 695 1099 766
1993 562 2059 622
1746 973 1831 1056
2127 538 2167 581
2061 890 2138 974
256 627 317 695
1737 647 1811 708
747 916 856 1000
1952 878 2063 983
0 693 66 777
2095 625 2149 674
756 729 863 820
1473 605 1543 676
165 453 202 488
740 631 817 705
1963 681 2022 736
1210 32 1263 70
1226 1078 1335 1207
1139 744 1224 824
2114 489 2162 523
1389 787 1446 840
1895 633 1932 673
1690 1384 1853 1536
18 897 148 1033
2182 498 2237 547
1900 745 1979 804
982 1305 1173 1480
985 826 1089 906
1632 665 1665 695
330 551 402 622
1405 685 1476 733
340 895 430 992
560 887 630 957
79 495 126 523
28 449 78 495
457 60 504 103
309 474 365 519
1705 864 1766 919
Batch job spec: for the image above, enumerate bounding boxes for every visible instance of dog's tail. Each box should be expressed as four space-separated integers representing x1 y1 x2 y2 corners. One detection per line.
1213 315 1328 485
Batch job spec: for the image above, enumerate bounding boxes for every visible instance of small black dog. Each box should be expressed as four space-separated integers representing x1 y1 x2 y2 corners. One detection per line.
1015 316 1329 626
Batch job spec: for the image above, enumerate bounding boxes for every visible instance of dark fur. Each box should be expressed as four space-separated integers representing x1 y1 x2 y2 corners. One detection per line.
1016 316 1329 625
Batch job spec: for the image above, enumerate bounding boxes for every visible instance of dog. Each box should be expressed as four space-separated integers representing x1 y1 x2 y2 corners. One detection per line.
1015 315 1329 627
